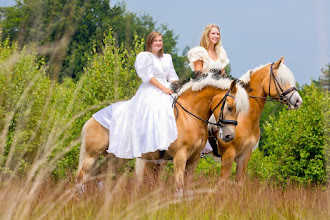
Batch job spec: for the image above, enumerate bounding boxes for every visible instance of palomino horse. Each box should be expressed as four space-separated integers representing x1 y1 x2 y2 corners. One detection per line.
211 57 303 183
77 75 249 192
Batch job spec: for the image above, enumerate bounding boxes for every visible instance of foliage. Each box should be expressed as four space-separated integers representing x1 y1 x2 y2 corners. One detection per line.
250 84 329 184
258 101 285 151
51 30 144 178
0 0 190 81
0 30 144 179
195 156 221 176
313 63 330 91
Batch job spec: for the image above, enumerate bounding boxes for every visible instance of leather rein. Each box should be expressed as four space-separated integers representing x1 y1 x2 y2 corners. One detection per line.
248 63 297 106
171 89 238 127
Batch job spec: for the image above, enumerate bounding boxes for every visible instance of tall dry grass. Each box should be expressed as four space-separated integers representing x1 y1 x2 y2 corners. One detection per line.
0 169 328 219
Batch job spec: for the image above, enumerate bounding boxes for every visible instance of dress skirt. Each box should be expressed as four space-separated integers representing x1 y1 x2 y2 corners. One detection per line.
93 77 178 159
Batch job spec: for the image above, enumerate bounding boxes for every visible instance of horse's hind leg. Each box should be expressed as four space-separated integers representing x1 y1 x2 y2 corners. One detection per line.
135 158 163 183
77 152 99 183
77 118 109 184
97 154 129 179
173 150 188 197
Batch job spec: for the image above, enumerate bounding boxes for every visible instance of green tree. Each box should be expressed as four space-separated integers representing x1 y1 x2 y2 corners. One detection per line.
313 64 330 91
255 84 329 184
0 0 190 82
0 29 145 178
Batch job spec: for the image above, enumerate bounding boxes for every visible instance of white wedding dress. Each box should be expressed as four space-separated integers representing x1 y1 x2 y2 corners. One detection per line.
93 52 179 159
187 46 230 154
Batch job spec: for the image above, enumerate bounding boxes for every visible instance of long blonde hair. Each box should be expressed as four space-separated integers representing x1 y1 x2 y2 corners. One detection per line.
200 24 221 54
145 31 163 56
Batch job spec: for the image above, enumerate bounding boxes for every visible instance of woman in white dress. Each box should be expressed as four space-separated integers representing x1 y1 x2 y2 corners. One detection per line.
93 31 179 159
188 24 229 78
187 24 230 154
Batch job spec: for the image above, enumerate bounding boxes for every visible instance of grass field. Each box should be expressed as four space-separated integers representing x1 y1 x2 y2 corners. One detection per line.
0 169 328 220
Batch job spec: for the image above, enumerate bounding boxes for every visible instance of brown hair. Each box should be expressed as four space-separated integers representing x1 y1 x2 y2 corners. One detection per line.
200 24 221 54
145 31 163 56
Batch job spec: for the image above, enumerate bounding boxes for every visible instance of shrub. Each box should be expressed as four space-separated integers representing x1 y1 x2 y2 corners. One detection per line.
0 29 144 179
251 84 329 184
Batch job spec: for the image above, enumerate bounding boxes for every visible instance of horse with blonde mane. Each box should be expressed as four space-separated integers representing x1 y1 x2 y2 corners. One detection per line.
211 57 303 184
77 74 249 192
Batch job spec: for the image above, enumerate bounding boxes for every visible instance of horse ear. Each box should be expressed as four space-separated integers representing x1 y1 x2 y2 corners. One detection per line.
273 57 284 71
230 80 237 93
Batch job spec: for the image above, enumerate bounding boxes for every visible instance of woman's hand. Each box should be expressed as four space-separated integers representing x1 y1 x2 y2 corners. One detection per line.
162 87 174 95
220 68 227 76
149 77 173 95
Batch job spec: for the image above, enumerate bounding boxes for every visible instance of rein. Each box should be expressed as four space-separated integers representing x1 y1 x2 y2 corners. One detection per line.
249 63 297 106
171 89 238 127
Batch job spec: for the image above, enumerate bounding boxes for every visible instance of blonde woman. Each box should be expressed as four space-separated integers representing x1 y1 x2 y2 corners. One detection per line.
187 24 230 155
93 31 179 159
188 24 229 77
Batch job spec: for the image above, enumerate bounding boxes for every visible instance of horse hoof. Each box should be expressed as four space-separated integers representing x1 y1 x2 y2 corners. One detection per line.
174 189 183 201
186 189 194 198
97 181 105 190
77 184 86 195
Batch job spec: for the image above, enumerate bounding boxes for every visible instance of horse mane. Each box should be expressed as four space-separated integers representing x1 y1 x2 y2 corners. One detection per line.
239 63 296 86
179 73 249 114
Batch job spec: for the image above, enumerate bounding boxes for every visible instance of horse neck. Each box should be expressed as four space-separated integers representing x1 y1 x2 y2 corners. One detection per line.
247 66 270 118
179 87 223 121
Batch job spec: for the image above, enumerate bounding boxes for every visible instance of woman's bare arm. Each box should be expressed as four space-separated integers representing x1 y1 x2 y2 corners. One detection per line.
149 77 173 94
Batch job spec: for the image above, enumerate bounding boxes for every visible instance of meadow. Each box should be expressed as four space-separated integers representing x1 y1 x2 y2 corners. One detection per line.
0 168 328 219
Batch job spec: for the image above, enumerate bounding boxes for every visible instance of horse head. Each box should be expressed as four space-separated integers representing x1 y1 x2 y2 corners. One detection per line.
210 80 249 142
264 57 303 109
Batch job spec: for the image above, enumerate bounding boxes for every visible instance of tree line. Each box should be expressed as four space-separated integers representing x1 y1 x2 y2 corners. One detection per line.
0 0 191 81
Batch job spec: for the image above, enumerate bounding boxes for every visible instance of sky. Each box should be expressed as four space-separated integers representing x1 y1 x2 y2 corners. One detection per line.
1 0 329 85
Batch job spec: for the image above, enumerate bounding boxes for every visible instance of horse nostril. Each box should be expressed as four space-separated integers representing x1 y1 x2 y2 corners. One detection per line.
225 135 231 140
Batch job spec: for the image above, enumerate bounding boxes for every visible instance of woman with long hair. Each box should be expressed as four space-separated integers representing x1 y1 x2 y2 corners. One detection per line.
93 31 179 159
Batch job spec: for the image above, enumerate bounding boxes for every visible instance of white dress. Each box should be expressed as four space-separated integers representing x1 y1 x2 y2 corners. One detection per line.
187 46 229 72
93 52 179 159
187 46 230 154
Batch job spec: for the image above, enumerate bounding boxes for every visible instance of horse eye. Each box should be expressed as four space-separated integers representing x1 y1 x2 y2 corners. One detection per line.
227 106 233 112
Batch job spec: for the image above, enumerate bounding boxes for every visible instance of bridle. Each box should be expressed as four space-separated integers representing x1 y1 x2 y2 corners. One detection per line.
171 89 238 127
249 63 297 106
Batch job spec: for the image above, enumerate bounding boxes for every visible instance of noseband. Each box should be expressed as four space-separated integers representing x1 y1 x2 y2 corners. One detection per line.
210 90 238 126
268 63 297 106
171 89 238 127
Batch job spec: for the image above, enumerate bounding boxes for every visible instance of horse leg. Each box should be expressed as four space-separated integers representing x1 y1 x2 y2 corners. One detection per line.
185 153 201 184
185 155 200 197
135 158 147 182
220 147 236 185
173 150 188 197
77 118 108 184
96 153 129 180
235 150 252 184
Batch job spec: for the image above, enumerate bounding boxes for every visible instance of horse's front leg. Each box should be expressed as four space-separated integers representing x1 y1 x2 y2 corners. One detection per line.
184 154 201 197
185 154 201 185
173 150 188 198
220 146 236 185
235 149 252 184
